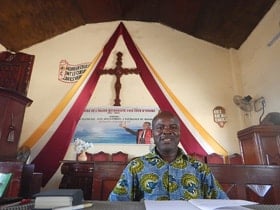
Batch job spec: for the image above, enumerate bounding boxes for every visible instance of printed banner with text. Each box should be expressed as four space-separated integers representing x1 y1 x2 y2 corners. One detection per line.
73 106 160 144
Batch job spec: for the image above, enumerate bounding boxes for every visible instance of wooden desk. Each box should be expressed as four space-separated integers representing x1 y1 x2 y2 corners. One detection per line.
1 200 279 210
86 201 280 210
89 201 145 210
88 201 279 210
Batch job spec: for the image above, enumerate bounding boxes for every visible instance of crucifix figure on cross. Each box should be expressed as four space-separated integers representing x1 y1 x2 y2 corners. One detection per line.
100 52 140 106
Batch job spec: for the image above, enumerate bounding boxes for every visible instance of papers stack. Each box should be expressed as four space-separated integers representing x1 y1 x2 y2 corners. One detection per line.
144 199 258 210
189 199 258 210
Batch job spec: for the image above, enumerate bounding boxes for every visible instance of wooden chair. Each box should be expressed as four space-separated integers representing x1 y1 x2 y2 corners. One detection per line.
189 152 206 163
20 164 43 198
91 151 110 161
227 153 243 164
111 151 128 162
92 162 127 200
205 153 225 164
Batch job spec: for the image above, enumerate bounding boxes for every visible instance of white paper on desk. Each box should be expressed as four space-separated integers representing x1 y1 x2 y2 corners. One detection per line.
214 207 251 210
144 200 201 210
189 199 258 210
53 203 93 210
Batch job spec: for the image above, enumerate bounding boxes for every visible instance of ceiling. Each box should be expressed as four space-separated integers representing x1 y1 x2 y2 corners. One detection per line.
0 0 276 52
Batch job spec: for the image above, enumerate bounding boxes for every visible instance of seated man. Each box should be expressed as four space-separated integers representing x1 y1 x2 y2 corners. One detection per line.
109 111 228 201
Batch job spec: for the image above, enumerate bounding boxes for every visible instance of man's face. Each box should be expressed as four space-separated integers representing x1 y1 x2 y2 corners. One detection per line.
143 122 150 129
152 113 180 154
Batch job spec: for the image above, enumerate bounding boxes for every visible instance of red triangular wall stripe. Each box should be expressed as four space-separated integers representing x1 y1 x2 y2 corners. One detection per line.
32 22 206 186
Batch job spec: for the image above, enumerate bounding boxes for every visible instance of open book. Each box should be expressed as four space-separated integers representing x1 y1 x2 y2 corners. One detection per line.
144 199 258 210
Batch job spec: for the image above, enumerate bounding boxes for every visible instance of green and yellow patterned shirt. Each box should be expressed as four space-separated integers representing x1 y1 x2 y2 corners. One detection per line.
109 148 228 201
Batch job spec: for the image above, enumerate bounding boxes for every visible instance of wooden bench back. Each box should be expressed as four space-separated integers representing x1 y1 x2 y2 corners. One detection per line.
209 164 280 204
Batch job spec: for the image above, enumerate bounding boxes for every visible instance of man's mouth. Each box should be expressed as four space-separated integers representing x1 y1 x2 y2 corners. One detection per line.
162 139 171 143
160 136 173 143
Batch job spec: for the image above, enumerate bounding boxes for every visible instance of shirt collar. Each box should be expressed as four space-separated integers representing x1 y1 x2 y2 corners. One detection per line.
145 147 188 161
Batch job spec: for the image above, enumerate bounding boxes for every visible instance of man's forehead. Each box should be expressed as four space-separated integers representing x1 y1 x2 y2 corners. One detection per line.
155 117 179 124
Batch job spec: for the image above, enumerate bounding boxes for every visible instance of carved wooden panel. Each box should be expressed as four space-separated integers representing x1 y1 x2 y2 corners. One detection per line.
238 125 280 165
112 151 128 162
91 151 111 162
59 161 94 200
0 51 34 96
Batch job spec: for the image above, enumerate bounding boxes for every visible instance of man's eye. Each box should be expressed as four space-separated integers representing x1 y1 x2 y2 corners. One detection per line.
155 125 178 131
156 125 164 130
170 125 178 130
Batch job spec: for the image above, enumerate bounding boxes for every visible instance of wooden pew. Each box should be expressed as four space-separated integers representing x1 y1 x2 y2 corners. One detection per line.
205 153 225 164
112 151 128 162
227 153 243 164
60 159 280 203
209 164 280 204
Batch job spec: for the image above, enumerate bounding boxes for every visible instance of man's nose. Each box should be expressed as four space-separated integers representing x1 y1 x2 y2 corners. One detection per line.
162 125 172 133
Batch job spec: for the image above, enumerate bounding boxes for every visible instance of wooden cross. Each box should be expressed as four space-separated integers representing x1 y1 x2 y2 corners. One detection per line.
100 52 139 106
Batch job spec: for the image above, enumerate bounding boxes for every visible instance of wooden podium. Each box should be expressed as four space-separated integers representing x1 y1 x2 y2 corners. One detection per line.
0 52 34 161
0 88 32 160
237 125 280 165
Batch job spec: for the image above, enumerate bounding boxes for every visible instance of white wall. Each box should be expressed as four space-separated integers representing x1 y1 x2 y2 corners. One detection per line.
0 44 5 51
238 0 280 126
